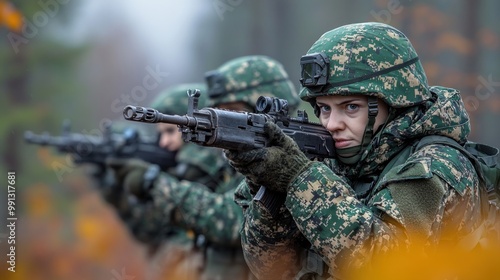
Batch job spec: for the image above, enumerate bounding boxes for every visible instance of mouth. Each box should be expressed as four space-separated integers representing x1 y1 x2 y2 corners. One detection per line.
333 139 352 149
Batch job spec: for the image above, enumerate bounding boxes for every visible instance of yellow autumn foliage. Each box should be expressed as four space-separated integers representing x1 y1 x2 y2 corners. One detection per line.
345 240 500 280
0 0 23 32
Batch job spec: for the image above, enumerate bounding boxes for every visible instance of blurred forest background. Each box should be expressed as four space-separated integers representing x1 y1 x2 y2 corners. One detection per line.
1 0 499 279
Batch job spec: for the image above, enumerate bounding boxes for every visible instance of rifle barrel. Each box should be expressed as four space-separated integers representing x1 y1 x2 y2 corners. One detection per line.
123 105 196 126
24 131 52 145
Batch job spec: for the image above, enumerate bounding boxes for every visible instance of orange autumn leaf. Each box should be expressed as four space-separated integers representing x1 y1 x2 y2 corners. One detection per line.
23 183 53 217
52 255 75 279
74 214 112 261
346 239 500 280
73 195 127 263
0 1 23 32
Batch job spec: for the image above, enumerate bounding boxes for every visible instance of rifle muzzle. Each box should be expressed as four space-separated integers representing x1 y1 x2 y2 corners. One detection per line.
123 105 195 127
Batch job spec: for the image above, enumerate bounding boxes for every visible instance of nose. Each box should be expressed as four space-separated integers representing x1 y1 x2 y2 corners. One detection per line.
324 110 345 133
158 133 171 149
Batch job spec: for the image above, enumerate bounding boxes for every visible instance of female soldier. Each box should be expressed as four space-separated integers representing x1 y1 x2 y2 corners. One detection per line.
227 22 488 279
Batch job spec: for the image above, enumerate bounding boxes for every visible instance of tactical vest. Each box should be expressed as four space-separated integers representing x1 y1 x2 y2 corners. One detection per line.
296 135 500 280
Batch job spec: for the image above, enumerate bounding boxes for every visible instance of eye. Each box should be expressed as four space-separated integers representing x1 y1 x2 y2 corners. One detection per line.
317 104 331 113
163 127 178 134
346 104 359 112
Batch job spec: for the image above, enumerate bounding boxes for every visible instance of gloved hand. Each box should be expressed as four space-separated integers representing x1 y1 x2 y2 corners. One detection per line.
224 122 312 193
106 158 160 201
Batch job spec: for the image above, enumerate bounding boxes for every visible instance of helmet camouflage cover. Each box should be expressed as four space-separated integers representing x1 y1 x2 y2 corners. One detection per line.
150 83 207 115
299 22 431 108
205 55 301 111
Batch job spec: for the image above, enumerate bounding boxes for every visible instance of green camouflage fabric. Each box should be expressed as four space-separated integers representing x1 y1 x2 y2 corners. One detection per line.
151 83 208 115
235 22 485 279
173 143 231 191
298 22 431 108
121 147 249 279
142 159 248 279
125 167 244 246
123 145 237 237
206 55 301 112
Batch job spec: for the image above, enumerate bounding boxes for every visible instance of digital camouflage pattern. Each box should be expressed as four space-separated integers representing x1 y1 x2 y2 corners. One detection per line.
119 146 249 280
235 22 486 279
123 145 241 241
154 170 244 245
125 165 243 245
120 139 248 280
150 83 208 115
174 144 231 191
206 55 301 111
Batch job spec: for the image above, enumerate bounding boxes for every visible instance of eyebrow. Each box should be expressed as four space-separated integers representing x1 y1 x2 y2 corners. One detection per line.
317 97 365 106
337 98 364 105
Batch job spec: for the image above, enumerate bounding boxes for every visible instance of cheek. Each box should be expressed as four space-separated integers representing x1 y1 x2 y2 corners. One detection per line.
349 116 368 141
173 132 183 144
319 116 329 128
157 134 169 148
353 124 366 141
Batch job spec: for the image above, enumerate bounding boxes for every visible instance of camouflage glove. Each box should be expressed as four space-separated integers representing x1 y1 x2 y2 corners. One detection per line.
224 122 312 193
106 158 160 201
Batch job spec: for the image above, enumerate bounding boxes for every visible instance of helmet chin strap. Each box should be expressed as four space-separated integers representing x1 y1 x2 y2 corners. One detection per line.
336 97 379 165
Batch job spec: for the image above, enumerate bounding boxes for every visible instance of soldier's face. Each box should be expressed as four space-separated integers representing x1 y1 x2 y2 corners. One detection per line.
315 95 389 150
157 123 183 151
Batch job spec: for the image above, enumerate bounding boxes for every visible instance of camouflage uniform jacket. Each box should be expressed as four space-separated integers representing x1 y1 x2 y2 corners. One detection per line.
235 87 487 279
163 144 245 246
125 143 241 240
171 143 232 192
126 143 250 279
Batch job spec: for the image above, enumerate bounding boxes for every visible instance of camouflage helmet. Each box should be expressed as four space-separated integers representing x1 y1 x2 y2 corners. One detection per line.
299 22 431 108
205 55 301 112
150 83 208 115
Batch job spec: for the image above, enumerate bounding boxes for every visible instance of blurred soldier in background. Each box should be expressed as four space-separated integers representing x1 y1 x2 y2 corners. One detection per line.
105 55 301 280
201 55 301 279
100 83 214 280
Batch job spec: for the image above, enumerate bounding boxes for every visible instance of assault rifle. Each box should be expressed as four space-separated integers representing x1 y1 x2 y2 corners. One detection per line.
122 89 335 216
122 89 335 160
24 120 177 172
